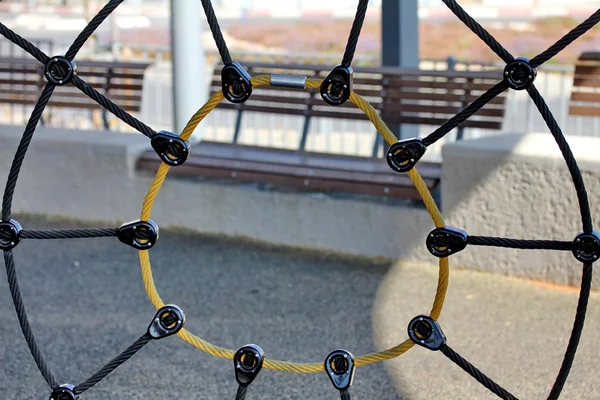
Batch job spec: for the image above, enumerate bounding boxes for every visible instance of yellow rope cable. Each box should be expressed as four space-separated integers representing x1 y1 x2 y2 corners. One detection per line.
138 75 449 373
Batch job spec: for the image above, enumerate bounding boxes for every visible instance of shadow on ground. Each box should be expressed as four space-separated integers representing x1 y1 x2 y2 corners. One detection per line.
0 216 405 400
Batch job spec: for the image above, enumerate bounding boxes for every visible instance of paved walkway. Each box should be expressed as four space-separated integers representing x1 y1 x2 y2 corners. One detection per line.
0 216 598 399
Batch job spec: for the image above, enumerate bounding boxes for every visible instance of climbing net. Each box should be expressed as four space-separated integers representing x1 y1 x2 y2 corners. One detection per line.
0 0 598 399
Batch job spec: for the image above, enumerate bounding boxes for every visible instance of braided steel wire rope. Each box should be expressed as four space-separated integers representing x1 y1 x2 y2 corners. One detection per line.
0 0 596 398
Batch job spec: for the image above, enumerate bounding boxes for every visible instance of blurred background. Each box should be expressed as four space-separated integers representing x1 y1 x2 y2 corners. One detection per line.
0 0 599 160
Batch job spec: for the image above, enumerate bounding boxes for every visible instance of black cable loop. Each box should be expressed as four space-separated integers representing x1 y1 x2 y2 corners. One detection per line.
546 263 593 400
65 0 125 60
530 9 600 68
19 228 119 240
422 80 508 147
341 0 369 68
73 333 153 394
201 0 233 65
439 343 518 400
3 250 59 389
2 83 55 221
70 75 156 138
441 0 514 64
0 22 49 64
467 236 573 251
526 84 593 234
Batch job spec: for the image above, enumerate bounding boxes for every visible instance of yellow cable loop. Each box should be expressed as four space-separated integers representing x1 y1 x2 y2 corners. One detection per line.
139 75 449 373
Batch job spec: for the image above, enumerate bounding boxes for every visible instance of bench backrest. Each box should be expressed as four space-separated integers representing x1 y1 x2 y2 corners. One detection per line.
0 57 150 112
210 62 507 130
570 52 600 118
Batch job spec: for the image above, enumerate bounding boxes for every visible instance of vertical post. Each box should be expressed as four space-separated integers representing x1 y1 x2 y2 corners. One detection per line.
447 56 465 141
171 0 207 139
381 0 419 141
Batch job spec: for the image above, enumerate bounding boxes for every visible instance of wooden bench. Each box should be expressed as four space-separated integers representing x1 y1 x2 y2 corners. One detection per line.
0 57 150 129
138 62 507 200
138 140 442 201
570 52 600 118
210 62 507 155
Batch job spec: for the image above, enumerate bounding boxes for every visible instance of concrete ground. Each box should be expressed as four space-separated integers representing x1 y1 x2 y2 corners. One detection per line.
0 216 599 400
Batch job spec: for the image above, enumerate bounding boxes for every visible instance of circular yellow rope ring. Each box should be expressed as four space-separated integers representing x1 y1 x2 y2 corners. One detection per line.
138 76 449 373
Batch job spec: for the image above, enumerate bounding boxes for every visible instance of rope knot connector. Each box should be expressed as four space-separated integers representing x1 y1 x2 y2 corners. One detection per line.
321 65 353 106
325 349 355 392
0 219 22 250
234 344 265 386
572 231 600 263
147 304 185 339
44 56 77 86
50 384 79 400
503 56 536 90
117 219 159 250
222 62 252 104
386 138 426 173
426 226 468 258
151 130 191 166
408 315 446 351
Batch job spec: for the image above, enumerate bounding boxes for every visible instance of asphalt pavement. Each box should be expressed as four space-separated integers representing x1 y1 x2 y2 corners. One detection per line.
0 215 599 399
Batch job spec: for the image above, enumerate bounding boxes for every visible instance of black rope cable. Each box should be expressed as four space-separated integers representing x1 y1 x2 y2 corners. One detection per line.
468 236 573 251
439 343 518 400
2 83 55 221
526 84 593 234
0 22 49 64
73 333 153 394
422 80 508 146
440 0 514 64
530 9 600 68
20 228 118 240
340 388 351 400
235 384 248 400
546 263 593 400
341 0 369 68
65 0 125 60
201 0 233 65
70 75 156 138
3 250 59 389
0 1 596 398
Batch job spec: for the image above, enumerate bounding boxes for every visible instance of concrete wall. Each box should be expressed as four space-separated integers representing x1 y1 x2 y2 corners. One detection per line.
0 124 434 262
1 125 598 288
442 133 600 289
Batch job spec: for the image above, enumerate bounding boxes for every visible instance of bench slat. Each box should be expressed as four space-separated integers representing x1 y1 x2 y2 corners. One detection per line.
569 105 600 117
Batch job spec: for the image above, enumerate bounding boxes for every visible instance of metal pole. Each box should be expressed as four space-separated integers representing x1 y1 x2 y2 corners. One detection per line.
170 0 207 139
381 0 419 141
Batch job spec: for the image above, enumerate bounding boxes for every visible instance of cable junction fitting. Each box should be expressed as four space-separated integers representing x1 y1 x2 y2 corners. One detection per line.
325 349 355 399
147 304 185 339
0 219 22 250
233 344 264 400
150 130 191 167
572 231 600 263
408 315 446 351
44 56 77 86
234 344 264 386
503 56 537 91
117 219 159 250
270 74 307 90
222 62 253 104
426 226 468 258
320 64 353 106
50 384 80 400
386 138 427 173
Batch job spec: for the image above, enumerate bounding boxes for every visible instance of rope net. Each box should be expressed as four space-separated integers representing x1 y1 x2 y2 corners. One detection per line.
0 0 598 399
